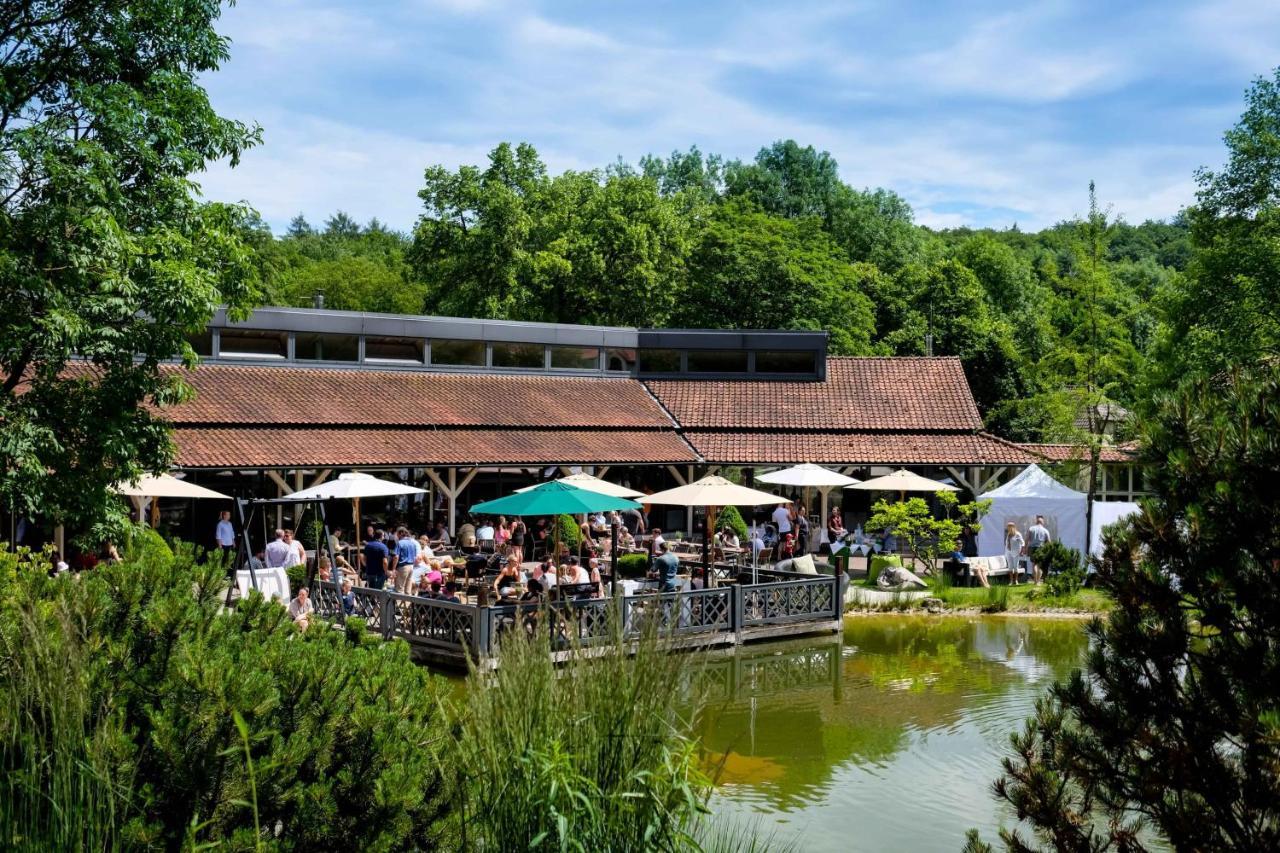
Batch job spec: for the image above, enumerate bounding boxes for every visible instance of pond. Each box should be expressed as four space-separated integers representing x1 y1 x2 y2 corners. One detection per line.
698 615 1091 851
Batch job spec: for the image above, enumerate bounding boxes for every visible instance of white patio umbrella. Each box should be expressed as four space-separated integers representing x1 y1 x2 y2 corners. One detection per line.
644 475 784 582
515 472 644 500
846 468 959 501
115 473 230 523
281 472 427 547
758 464 861 544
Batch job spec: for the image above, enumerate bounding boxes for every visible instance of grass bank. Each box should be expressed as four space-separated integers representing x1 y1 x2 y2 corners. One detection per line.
848 577 1113 615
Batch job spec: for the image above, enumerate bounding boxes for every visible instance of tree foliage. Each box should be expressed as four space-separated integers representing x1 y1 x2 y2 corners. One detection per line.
0 0 261 537
969 362 1280 853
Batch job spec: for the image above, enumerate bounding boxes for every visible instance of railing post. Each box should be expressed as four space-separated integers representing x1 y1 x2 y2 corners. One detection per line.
474 606 490 659
381 590 394 640
730 583 743 635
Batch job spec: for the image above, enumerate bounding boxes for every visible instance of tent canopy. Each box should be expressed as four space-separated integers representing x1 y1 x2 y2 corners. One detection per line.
977 464 1087 558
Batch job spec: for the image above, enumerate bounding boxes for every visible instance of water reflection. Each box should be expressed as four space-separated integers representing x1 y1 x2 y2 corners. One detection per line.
701 616 1090 851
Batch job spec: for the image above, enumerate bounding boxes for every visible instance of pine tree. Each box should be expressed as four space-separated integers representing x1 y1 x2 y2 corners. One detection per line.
967 362 1280 852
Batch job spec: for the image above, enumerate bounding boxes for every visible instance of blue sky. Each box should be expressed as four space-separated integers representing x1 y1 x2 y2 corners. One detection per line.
197 0 1280 233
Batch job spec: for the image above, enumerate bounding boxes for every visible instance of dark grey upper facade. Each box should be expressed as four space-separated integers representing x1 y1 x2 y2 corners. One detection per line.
193 306 828 380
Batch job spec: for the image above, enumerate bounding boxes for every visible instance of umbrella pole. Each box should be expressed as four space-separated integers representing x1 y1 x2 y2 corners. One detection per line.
319 502 344 625
610 519 619 595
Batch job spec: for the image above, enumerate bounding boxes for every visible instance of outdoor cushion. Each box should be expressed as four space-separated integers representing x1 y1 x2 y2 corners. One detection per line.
868 554 903 585
791 554 818 575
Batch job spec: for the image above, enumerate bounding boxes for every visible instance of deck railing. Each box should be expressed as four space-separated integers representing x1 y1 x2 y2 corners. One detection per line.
311 571 845 661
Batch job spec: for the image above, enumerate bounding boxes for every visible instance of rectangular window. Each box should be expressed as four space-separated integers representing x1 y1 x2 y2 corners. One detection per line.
430 339 485 366
638 348 682 373
364 336 424 364
754 350 817 374
186 329 212 357
605 348 636 372
550 346 599 370
492 342 545 369
687 349 747 373
295 333 359 362
217 329 288 359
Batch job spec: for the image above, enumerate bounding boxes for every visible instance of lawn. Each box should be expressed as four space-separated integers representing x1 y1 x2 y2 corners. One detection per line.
854 576 1113 614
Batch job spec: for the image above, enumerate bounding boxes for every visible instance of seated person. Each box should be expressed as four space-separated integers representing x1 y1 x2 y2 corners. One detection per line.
617 526 636 549
587 556 605 598
492 554 523 596
716 526 740 550
649 528 665 553
519 578 543 604
439 581 462 604
430 521 451 548
420 577 441 598
458 520 478 553
827 511 847 543
533 556 557 591
561 555 590 586
287 587 314 630
340 579 355 615
475 519 495 543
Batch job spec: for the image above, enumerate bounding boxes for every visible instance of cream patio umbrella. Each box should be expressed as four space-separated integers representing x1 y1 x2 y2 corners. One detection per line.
643 475 784 583
115 473 231 523
281 472 428 552
757 463 861 546
515 472 645 500
846 468 958 502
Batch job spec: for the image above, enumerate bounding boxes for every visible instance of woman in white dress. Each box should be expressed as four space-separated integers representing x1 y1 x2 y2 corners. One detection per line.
1004 521 1026 586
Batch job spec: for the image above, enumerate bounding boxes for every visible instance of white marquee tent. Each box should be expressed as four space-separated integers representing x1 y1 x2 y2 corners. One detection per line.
977 464 1087 557
1089 500 1141 557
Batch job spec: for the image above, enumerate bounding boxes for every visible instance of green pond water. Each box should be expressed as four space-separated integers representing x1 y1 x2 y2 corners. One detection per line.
699 615 1090 852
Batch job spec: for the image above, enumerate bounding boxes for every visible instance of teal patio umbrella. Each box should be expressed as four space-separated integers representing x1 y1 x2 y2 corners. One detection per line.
471 481 642 569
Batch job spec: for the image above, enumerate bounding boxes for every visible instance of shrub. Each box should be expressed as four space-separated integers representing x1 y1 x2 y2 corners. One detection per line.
717 505 749 543
1045 567 1087 598
982 584 1010 613
616 552 651 579
0 542 450 850
1034 540 1081 577
551 513 583 553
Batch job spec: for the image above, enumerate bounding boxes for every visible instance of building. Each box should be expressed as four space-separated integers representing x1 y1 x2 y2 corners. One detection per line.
158 306 1041 540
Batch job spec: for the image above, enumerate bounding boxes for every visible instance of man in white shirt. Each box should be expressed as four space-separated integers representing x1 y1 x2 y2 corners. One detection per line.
771 502 793 538
476 520 495 541
214 510 235 553
282 529 305 568
264 529 291 569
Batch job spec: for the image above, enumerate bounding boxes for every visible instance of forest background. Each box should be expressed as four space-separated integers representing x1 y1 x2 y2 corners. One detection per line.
252 138 1191 443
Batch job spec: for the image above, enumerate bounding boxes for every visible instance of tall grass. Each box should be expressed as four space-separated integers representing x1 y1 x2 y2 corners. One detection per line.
0 552 131 851
450 615 730 850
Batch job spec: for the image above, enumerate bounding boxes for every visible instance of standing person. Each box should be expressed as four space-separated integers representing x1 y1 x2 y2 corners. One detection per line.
393 527 418 593
1025 515 1052 584
771 502 793 541
1004 522 1027 586
214 510 235 554
623 506 646 537
495 516 511 554
360 533 390 590
653 541 680 593
795 512 811 555
509 518 526 562
264 529 291 569
283 529 305 568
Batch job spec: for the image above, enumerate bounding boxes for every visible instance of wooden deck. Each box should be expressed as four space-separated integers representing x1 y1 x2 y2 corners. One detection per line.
310 569 848 670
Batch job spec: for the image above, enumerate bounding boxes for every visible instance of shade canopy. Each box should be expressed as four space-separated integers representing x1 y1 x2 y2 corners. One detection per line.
471 481 641 517
846 469 958 493
281 472 426 501
757 463 861 488
514 472 644 500
644 475 783 508
115 473 230 500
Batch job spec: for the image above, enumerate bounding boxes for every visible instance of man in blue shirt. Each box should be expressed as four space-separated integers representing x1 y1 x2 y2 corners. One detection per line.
393 526 419 593
361 535 390 590
653 541 680 592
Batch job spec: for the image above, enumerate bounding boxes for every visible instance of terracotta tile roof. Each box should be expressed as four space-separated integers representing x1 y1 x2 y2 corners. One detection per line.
685 431 1036 465
644 357 982 431
1020 443 1138 464
161 364 673 429
174 428 698 469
